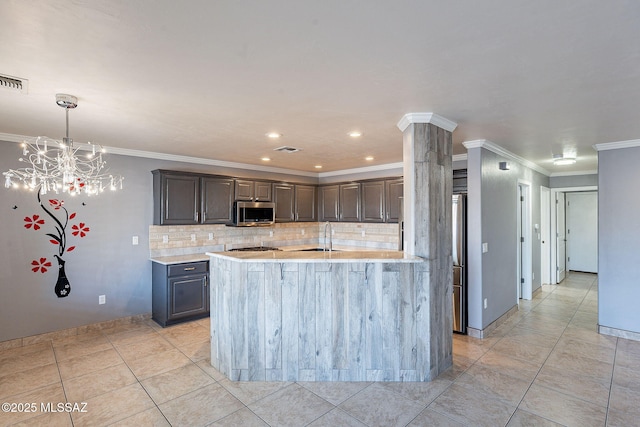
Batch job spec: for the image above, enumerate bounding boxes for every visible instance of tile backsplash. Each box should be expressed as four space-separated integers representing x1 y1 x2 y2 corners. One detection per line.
149 222 400 257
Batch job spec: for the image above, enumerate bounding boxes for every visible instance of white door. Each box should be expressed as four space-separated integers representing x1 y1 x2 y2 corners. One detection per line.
540 187 551 285
566 192 598 273
557 192 567 283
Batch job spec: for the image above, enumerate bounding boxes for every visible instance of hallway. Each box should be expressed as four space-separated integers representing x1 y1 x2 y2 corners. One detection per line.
1 272 639 426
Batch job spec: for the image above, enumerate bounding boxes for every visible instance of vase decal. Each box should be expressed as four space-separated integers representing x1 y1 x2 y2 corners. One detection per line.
53 255 70 297
22 190 89 298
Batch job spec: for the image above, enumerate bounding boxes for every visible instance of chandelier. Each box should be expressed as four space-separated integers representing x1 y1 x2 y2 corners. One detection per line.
3 94 124 196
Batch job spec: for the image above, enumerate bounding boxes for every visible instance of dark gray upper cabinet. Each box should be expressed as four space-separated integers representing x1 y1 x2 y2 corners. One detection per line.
319 185 340 222
295 185 317 222
153 170 234 225
340 183 361 222
361 181 385 222
153 171 200 225
235 179 272 201
385 179 404 223
202 177 234 224
273 183 295 222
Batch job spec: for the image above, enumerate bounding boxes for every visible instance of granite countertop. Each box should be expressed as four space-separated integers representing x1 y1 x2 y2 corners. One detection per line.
206 250 423 263
150 254 211 265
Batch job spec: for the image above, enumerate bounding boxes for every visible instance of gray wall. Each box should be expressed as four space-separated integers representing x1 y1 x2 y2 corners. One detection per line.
467 147 549 330
598 147 640 334
550 173 598 188
0 140 315 342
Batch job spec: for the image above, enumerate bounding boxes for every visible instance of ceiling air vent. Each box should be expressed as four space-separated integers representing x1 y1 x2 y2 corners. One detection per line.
0 74 28 93
273 146 301 153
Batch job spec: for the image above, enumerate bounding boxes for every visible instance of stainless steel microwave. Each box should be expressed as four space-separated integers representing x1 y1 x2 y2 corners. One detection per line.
233 201 275 226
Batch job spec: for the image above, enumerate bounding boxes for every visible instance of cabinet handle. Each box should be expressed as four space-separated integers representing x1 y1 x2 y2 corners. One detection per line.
184 267 196 271
203 212 206 222
195 212 199 222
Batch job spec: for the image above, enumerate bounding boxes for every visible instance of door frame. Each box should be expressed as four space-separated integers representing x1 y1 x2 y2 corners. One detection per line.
550 186 597 284
517 180 532 300
540 186 551 285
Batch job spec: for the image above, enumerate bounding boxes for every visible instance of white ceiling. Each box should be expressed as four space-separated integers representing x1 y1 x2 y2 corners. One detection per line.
1 1 639 175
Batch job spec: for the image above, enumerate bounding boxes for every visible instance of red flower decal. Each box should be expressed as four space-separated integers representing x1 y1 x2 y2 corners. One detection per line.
48 199 63 210
67 246 76 252
31 257 52 273
69 212 76 219
24 215 45 230
72 223 90 237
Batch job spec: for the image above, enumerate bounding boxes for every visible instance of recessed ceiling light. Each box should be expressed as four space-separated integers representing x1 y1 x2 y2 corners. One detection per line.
314 165 322 169
261 157 271 162
266 132 282 139
348 131 362 138
365 156 374 161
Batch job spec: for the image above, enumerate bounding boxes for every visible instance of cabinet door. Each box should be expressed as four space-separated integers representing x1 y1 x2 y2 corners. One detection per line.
254 181 272 201
361 181 385 222
340 183 361 222
159 174 200 225
319 185 340 222
385 179 403 223
202 177 234 224
235 180 254 200
295 185 317 222
168 274 208 320
273 183 295 222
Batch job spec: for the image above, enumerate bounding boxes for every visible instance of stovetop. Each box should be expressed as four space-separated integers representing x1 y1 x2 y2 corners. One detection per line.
228 246 282 252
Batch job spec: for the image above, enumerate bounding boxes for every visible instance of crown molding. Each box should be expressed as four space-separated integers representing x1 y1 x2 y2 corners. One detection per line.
396 113 458 133
452 153 467 162
0 132 411 179
593 139 640 151
318 162 403 178
549 170 598 177
463 139 550 176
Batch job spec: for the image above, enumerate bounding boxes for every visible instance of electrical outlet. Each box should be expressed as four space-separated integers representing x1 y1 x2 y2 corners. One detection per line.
482 243 489 253
269 231 273 237
483 298 487 309
132 236 138 245
190 234 196 242
99 295 106 305
301 229 305 235
208 233 214 240
162 235 168 244
361 230 366 237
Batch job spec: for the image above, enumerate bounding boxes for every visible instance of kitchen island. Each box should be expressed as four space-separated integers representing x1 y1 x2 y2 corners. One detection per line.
207 249 444 382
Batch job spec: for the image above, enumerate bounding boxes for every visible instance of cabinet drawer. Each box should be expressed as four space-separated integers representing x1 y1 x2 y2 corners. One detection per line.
168 261 208 277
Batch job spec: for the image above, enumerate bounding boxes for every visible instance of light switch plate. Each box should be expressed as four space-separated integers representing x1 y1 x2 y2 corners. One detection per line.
132 236 138 245
482 243 489 253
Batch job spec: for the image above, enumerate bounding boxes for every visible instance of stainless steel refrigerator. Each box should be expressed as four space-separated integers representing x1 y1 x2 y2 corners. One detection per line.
452 194 467 334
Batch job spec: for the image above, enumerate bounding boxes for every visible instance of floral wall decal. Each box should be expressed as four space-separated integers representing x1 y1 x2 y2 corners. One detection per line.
24 191 90 297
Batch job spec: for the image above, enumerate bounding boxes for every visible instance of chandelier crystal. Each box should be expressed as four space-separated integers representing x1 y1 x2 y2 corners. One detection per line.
3 94 123 196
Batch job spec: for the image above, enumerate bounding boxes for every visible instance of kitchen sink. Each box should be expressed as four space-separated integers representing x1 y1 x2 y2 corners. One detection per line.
299 248 340 252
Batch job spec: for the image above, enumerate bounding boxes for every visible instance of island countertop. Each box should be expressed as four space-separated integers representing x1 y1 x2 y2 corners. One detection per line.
206 249 423 263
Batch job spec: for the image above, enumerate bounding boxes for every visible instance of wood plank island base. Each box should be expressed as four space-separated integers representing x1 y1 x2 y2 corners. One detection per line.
207 250 451 382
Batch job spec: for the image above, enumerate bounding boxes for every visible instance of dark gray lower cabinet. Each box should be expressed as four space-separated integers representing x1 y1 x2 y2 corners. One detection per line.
152 261 209 327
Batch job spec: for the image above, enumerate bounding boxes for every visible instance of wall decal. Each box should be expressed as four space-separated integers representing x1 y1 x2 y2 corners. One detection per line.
24 191 90 297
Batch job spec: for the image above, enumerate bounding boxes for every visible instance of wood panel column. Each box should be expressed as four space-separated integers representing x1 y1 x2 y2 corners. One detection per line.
397 113 457 379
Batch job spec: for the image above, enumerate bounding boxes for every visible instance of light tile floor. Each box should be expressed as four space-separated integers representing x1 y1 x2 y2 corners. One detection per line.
1 272 639 426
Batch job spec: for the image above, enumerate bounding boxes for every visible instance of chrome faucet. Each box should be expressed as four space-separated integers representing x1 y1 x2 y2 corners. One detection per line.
324 221 333 252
